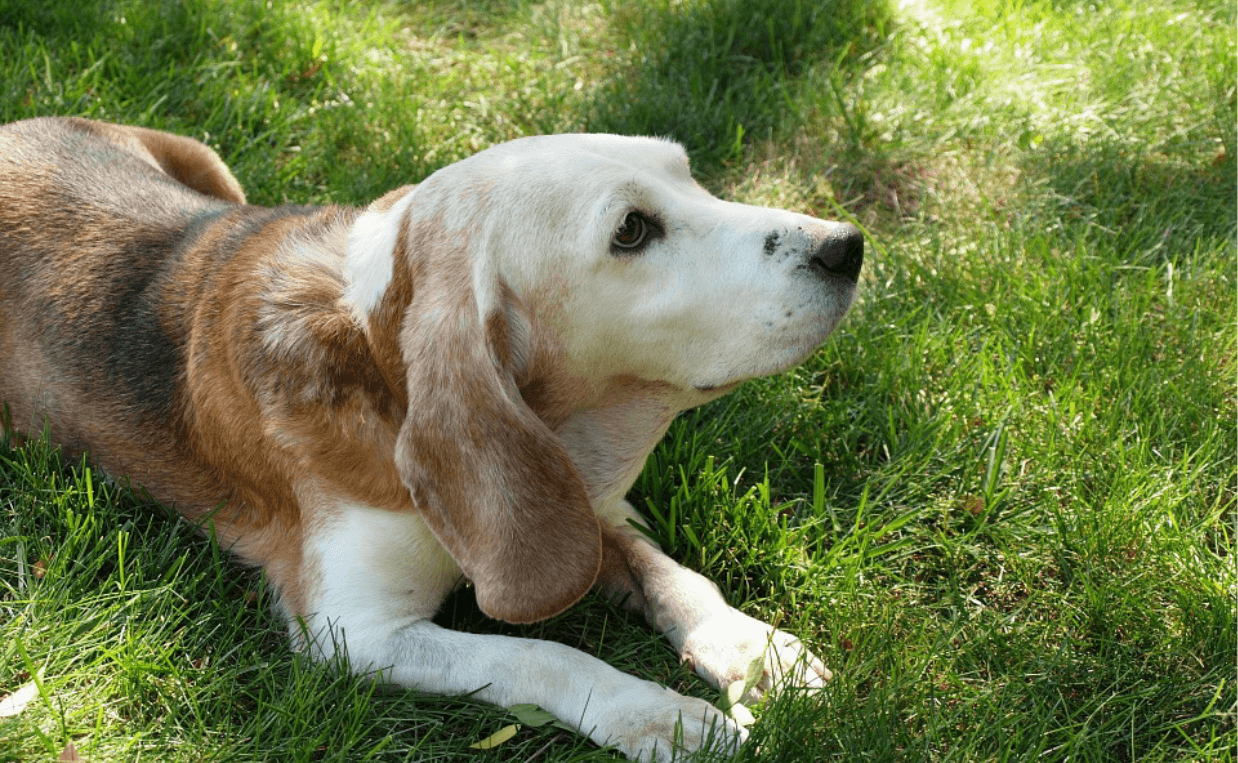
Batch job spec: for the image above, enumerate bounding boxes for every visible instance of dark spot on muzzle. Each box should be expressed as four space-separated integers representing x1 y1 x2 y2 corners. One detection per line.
763 231 781 257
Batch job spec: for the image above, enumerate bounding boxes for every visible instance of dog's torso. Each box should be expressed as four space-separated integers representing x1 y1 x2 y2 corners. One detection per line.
0 119 406 606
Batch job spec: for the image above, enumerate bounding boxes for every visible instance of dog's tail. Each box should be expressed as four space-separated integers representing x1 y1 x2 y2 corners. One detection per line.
123 123 248 205
72 118 248 205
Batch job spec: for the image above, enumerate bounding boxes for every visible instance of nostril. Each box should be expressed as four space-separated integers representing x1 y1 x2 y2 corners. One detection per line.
808 224 864 283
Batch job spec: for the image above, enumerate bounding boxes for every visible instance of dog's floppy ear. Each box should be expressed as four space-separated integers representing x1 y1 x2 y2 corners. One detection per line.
388 206 602 624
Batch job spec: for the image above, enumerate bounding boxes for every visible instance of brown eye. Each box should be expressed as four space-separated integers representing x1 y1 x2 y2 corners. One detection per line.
613 212 649 250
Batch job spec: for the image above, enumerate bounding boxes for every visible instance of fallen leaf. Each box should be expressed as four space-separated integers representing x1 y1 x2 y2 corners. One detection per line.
723 654 766 710
59 742 84 761
727 702 755 728
469 723 520 750
742 654 764 693
509 703 557 727
0 680 39 718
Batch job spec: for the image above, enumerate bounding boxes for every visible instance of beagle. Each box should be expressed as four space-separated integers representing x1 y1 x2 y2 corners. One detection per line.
0 117 862 761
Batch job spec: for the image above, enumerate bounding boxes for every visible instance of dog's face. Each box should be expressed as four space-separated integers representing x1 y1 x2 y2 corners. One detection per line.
432 134 863 394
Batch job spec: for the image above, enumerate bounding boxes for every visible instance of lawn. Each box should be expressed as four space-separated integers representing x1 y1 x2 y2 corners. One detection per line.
1 0 1234 760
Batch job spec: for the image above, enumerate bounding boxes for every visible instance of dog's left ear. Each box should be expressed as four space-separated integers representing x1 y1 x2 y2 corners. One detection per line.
388 205 601 624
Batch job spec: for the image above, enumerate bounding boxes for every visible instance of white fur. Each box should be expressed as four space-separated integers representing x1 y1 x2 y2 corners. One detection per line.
341 135 857 393
300 501 460 652
343 190 416 325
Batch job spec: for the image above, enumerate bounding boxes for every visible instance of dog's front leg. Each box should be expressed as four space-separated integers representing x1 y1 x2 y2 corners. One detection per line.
307 618 744 761
298 502 743 761
597 502 831 705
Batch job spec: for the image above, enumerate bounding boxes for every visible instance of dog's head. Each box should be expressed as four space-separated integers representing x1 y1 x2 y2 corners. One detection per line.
343 135 862 623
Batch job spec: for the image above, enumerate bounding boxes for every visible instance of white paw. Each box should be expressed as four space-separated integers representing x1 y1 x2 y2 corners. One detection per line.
679 609 830 704
589 680 746 762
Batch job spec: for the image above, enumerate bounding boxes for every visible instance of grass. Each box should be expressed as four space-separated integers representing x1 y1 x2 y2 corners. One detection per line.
0 0 1233 760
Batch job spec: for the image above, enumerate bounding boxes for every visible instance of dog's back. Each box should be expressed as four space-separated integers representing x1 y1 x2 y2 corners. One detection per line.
0 117 244 483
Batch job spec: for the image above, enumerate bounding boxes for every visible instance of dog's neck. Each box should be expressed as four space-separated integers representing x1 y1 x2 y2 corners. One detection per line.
551 378 714 512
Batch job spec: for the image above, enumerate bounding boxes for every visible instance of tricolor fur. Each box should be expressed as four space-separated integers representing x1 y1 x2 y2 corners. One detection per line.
0 117 863 761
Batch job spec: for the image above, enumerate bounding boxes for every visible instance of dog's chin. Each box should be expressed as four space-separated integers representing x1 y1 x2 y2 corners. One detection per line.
692 380 742 396
692 326 845 395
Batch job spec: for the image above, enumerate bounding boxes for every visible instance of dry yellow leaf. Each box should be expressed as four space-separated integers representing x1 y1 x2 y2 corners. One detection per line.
469 723 520 750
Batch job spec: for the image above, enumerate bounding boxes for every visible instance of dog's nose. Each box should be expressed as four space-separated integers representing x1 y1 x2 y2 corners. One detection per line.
807 224 864 283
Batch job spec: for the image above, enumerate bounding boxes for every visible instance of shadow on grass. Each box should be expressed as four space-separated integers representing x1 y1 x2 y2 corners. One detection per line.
0 0 112 39
1028 138 1237 260
0 0 248 73
2 0 901 200
584 0 893 173
385 0 530 40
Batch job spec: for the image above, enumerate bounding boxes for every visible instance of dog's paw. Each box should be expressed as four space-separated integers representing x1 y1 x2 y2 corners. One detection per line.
679 608 830 704
589 680 746 762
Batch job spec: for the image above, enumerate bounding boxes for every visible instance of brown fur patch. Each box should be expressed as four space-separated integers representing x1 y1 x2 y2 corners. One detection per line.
365 199 417 411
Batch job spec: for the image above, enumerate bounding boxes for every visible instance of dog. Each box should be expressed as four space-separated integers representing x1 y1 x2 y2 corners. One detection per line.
0 117 862 760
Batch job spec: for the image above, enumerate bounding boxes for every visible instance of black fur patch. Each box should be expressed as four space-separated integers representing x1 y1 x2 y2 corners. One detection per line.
36 205 323 422
35 220 202 421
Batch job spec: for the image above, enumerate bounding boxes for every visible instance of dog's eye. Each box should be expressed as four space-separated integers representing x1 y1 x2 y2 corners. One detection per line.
612 212 651 251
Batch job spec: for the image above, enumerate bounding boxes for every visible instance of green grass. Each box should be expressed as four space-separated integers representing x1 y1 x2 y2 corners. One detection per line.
1 0 1234 760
